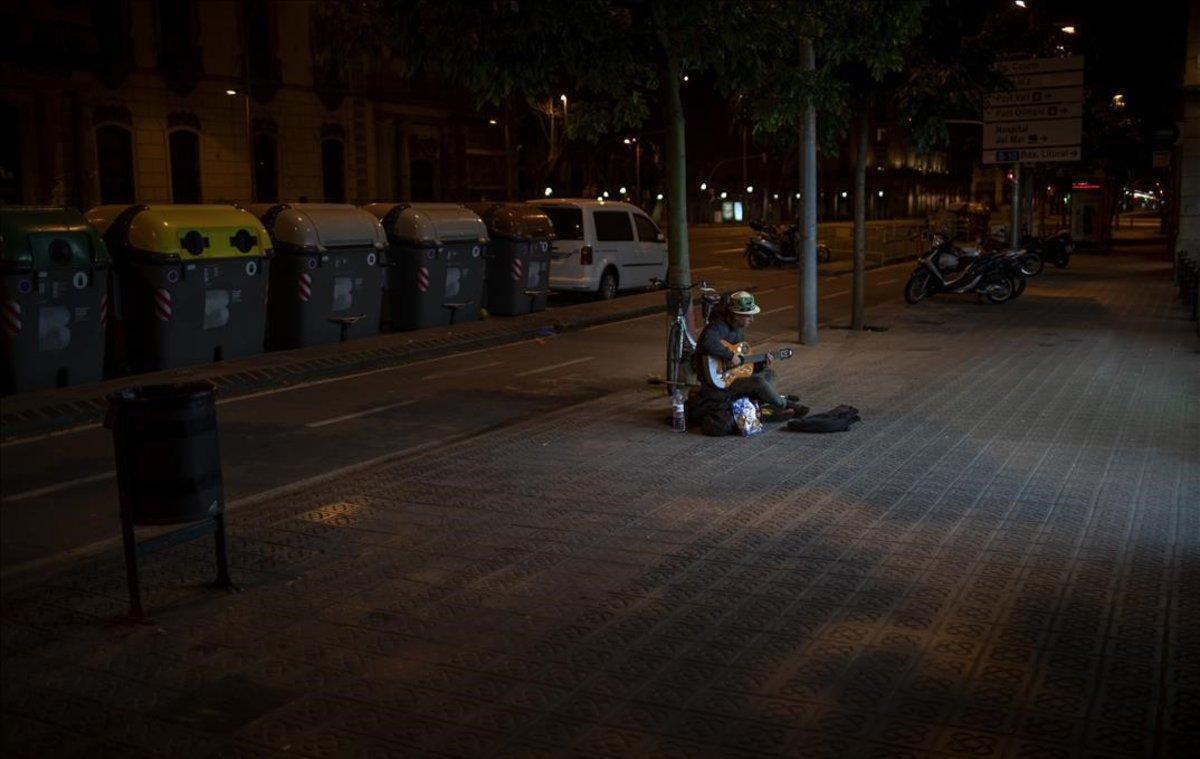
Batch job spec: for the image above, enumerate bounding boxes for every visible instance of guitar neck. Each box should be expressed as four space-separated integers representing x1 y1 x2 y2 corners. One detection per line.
741 353 771 364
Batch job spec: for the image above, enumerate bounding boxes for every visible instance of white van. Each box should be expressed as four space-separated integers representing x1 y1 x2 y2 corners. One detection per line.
534 199 667 299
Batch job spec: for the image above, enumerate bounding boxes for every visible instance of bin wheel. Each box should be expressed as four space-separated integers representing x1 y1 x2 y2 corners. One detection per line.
598 267 619 300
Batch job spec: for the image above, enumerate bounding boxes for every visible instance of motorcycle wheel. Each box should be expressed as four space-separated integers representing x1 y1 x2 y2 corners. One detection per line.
1053 254 1070 269
746 246 767 269
1019 253 1044 277
983 275 1014 304
904 271 931 304
1010 273 1027 299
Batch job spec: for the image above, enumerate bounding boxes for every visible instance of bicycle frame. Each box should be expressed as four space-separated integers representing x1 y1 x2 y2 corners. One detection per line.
662 282 717 394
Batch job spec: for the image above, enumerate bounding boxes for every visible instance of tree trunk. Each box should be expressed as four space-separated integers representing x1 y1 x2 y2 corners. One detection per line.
653 2 690 311
799 37 818 345
852 106 867 330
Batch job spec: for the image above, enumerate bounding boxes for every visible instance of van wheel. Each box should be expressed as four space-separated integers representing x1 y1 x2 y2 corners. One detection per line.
598 268 619 300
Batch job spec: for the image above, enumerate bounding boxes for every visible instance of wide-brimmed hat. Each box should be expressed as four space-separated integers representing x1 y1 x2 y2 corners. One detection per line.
728 290 760 315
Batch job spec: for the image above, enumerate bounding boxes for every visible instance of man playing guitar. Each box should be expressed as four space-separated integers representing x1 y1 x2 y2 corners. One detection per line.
693 291 806 421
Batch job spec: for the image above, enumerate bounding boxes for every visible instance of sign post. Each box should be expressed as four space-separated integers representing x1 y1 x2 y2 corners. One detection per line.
985 56 1083 243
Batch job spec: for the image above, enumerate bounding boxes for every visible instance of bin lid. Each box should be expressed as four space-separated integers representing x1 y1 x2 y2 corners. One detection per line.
111 205 271 260
83 204 137 236
256 203 386 251
379 203 489 246
467 203 555 242
1 206 110 269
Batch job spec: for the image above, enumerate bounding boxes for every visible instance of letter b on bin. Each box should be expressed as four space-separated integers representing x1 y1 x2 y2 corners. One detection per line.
106 382 224 524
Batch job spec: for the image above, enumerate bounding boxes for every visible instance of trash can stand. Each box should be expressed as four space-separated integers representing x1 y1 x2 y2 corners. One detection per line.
254 203 387 348
0 207 111 394
105 381 233 621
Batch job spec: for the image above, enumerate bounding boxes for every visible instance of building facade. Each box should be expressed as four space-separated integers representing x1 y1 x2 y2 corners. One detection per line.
0 0 508 209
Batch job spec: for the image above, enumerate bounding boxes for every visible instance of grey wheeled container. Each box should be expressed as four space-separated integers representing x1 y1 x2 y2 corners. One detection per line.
364 203 489 330
468 203 554 316
252 203 386 348
88 204 272 374
0 207 111 394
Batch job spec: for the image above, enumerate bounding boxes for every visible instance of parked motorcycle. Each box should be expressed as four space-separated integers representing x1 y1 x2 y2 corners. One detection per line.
1027 230 1073 269
745 220 831 269
904 233 1017 305
976 236 1043 277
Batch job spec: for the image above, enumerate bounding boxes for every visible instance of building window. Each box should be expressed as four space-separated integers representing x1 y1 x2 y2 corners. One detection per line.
253 133 278 203
168 130 202 203
321 138 345 202
96 124 135 204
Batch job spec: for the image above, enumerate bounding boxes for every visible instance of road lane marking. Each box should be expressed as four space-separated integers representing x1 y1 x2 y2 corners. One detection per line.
821 290 849 300
711 246 746 254
691 265 727 272
875 277 904 285
306 399 417 428
422 361 503 380
4 471 116 503
514 356 595 377
761 305 794 315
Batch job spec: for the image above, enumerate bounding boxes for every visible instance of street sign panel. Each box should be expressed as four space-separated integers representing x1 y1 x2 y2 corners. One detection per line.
995 55 1083 75
1003 70 1084 90
984 56 1083 164
984 102 1082 122
986 87 1083 107
984 119 1082 150
983 146 1081 165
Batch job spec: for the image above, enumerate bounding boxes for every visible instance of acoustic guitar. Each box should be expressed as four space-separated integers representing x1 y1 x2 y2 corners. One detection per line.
702 339 794 389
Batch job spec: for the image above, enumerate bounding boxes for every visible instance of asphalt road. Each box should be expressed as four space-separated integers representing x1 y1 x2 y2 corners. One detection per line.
0 223 921 575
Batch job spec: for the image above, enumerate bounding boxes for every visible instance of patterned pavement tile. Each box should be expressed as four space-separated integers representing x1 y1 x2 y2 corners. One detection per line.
3 255 1197 755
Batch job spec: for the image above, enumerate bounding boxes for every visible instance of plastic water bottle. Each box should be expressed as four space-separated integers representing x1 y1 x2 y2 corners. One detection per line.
671 389 686 433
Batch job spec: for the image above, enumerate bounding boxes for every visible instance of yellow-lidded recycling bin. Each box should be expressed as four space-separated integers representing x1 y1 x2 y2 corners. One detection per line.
89 204 272 373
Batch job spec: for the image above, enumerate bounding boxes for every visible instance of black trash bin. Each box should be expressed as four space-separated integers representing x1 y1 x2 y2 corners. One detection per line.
1 207 110 394
364 203 489 330
88 204 271 374
467 203 555 316
105 381 231 619
252 203 386 348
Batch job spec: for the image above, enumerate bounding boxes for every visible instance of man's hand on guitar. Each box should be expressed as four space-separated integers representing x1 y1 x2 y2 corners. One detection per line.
764 353 774 367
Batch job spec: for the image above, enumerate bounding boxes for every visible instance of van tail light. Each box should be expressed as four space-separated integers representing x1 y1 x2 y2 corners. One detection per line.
579 245 593 265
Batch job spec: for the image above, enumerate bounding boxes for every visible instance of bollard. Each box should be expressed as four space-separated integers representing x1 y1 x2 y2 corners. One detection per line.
105 381 233 621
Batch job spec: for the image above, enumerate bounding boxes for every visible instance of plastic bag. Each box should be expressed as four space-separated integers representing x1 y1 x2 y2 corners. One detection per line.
731 397 763 437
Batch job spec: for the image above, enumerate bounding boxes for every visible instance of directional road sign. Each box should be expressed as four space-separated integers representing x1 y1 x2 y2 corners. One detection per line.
983 56 1083 165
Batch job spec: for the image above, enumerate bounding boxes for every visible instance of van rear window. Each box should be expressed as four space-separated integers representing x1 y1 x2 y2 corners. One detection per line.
538 206 584 240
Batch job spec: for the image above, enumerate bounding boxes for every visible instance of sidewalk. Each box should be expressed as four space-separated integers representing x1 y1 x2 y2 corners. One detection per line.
3 253 1197 757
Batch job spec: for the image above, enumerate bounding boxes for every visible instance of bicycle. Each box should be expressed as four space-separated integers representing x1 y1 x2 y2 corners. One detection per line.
649 278 722 394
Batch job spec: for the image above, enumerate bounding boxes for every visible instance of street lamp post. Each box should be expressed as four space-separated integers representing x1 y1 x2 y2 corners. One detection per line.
624 138 641 206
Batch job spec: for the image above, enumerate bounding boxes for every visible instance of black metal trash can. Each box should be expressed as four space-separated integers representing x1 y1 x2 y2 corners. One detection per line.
105 380 232 619
1 207 111 394
107 382 224 525
364 203 489 330
252 203 387 349
468 203 554 316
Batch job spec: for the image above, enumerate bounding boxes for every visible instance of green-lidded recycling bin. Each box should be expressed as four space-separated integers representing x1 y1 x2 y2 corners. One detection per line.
364 203 488 330
88 204 271 373
0 207 110 394
468 203 554 316
252 203 385 349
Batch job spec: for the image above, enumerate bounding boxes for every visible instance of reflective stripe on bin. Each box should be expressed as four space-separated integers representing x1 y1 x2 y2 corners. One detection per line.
417 265 430 293
298 272 312 302
154 288 173 321
100 292 109 329
2 301 21 336
511 257 524 282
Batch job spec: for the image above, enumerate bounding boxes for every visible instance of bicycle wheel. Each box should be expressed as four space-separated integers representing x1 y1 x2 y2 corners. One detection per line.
666 320 687 393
